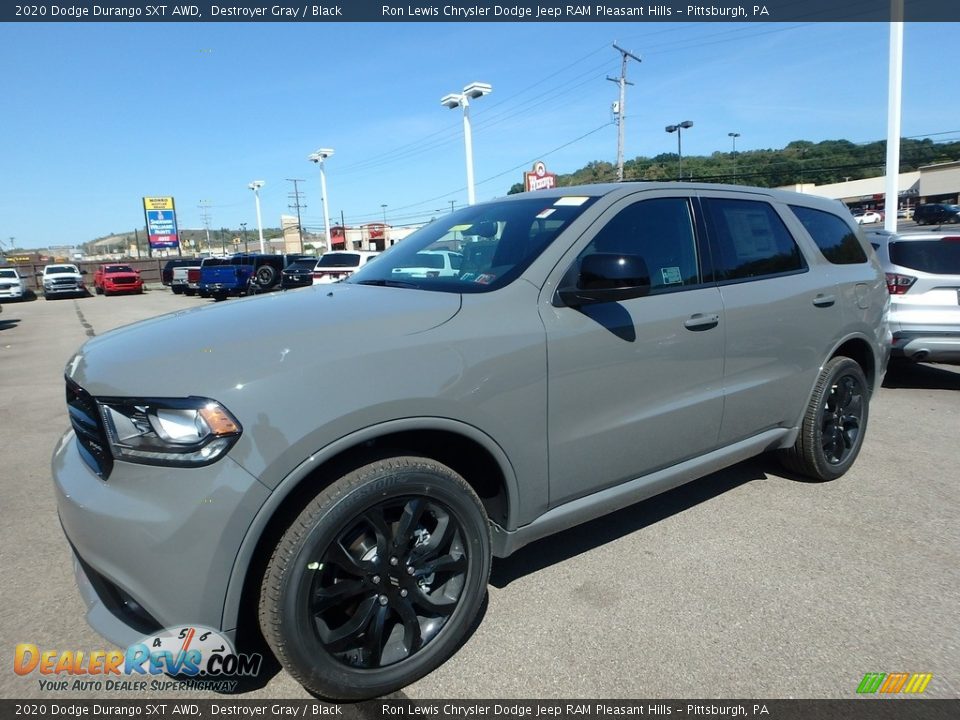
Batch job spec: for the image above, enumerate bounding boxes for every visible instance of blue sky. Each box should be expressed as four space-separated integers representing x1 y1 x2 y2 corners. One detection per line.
2 21 958 249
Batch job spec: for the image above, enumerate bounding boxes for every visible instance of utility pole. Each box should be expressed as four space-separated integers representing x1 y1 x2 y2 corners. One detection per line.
607 43 641 182
198 201 213 254
286 178 307 253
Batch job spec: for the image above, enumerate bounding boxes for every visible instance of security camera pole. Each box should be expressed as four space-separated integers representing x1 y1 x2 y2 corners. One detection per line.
308 149 335 253
248 181 265 253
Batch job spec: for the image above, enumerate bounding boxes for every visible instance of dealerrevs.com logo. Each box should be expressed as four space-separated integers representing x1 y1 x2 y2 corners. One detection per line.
14 626 262 693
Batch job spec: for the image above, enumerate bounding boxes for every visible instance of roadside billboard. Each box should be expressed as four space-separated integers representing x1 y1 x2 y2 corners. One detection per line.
142 197 180 250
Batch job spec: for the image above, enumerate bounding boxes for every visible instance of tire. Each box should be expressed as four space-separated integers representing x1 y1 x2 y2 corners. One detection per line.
171 286 184 295
95 286 103 295
778 357 869 482
255 265 278 288
184 289 196 297
213 293 227 302
259 456 491 700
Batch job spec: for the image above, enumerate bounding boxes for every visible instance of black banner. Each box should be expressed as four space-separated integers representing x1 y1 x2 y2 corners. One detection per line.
1 700 957 720
3 0 959 23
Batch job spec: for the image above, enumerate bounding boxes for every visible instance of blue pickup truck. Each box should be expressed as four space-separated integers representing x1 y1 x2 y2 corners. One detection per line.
198 253 311 300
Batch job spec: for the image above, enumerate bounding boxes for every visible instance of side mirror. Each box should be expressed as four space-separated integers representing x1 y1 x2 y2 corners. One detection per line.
557 253 651 307
80 269 88 275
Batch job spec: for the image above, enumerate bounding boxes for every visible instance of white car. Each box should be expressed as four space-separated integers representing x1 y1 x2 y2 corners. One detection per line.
0 268 28 300
311 251 380 284
391 250 463 279
854 211 883 225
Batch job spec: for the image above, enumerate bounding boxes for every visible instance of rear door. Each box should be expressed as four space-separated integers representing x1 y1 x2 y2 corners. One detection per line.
542 191 725 507
699 193 840 446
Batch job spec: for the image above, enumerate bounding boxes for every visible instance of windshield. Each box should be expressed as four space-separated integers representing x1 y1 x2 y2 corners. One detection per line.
318 253 362 268
105 265 134 273
0 270 17 278
46 266 77 274
348 195 597 292
286 259 319 270
890 239 960 274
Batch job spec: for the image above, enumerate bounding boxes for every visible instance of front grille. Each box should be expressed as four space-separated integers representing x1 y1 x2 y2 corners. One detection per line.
111 277 136 285
66 378 113 479
53 278 78 286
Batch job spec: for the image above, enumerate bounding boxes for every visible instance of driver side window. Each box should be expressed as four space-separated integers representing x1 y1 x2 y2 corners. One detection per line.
575 197 701 292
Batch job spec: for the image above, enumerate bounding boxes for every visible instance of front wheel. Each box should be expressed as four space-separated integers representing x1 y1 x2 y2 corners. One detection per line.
779 357 869 481
259 456 491 700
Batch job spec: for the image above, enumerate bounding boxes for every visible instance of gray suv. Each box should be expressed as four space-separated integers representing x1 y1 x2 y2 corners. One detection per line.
53 184 889 699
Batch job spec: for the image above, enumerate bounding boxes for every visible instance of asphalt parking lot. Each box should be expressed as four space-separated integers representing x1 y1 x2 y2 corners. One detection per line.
0 288 957 701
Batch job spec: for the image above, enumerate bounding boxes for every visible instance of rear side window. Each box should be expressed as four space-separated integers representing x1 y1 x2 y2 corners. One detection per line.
890 239 960 274
789 205 868 264
702 198 806 281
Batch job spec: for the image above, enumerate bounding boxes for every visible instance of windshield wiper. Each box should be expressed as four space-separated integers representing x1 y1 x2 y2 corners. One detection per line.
355 279 421 289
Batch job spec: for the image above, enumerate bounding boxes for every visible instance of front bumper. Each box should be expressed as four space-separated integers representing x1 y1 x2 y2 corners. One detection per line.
53 429 271 645
45 284 84 296
0 286 25 298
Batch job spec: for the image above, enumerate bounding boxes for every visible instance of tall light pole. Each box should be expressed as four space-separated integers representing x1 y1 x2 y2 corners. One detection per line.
248 181 265 253
240 222 248 253
728 132 741 184
665 120 694 181
441 82 492 206
308 149 335 253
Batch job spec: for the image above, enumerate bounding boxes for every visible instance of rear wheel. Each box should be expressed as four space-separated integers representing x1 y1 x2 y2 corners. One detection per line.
779 357 869 481
259 456 491 700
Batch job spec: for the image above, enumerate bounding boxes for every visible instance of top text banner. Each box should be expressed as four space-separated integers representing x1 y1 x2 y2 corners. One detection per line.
5 1 959 23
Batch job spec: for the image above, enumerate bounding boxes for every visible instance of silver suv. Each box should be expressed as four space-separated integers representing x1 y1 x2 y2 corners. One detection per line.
867 229 960 363
53 184 889 699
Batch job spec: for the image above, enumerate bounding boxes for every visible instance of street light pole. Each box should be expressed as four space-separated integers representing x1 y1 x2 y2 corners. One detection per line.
308 149 335 253
441 82 492 206
240 223 248 253
728 132 741 183
665 120 694 180
248 181 265 253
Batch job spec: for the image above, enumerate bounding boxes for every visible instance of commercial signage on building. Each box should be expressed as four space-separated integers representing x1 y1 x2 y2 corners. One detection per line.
142 197 180 250
524 161 557 192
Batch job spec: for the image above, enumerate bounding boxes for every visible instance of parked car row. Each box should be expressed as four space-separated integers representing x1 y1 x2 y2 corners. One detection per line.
165 251 383 301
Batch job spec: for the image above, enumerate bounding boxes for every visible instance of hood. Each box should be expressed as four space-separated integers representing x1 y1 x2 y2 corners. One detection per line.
67 284 462 399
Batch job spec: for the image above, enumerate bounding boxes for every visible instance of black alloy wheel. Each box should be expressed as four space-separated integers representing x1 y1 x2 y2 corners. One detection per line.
819 372 864 466
779 356 870 481
260 456 491 700
309 495 469 669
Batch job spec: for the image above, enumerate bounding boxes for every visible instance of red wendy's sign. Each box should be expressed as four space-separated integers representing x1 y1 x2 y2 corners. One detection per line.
365 223 386 240
524 161 557 192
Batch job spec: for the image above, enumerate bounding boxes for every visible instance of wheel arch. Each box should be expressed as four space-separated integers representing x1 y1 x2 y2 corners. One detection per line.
829 335 878 394
221 417 518 637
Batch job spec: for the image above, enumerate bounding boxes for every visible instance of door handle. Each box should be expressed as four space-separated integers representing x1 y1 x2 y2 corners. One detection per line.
684 313 720 331
813 293 836 307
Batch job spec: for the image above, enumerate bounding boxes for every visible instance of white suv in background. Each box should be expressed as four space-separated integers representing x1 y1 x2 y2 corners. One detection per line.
0 268 28 300
311 251 380 284
868 229 960 363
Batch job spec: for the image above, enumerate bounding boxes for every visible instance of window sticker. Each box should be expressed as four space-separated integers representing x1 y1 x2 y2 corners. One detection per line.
554 196 590 207
536 208 556 219
449 224 473 232
475 273 497 284
661 266 683 285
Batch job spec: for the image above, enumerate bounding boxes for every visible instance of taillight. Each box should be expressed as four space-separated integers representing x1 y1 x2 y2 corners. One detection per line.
885 273 916 295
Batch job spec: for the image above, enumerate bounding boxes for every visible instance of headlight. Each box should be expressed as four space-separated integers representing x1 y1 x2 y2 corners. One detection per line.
98 397 242 467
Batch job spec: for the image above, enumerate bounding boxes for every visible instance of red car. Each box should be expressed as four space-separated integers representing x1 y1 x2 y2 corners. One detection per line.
93 264 143 296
